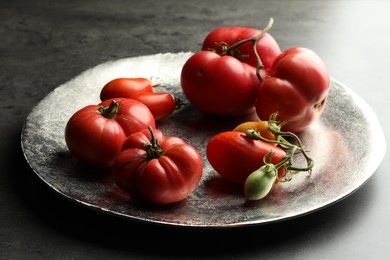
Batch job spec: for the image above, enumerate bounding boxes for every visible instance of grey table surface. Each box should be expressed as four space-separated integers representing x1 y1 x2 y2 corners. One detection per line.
1 0 389 259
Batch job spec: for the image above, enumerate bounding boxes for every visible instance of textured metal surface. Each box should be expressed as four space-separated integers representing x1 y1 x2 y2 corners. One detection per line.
21 52 386 228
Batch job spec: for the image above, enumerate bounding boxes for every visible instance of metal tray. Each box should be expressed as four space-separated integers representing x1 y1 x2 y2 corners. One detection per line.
21 52 386 228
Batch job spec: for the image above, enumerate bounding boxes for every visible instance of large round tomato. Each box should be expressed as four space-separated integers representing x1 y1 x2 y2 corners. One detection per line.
65 98 155 168
206 131 286 185
111 127 203 205
202 27 281 70
180 51 261 116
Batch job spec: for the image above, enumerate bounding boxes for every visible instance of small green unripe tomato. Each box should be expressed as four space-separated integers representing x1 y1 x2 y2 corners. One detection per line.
244 164 277 200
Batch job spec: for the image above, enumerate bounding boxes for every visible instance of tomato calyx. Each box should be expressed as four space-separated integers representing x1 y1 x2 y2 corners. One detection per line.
174 97 185 110
144 126 164 159
98 100 121 119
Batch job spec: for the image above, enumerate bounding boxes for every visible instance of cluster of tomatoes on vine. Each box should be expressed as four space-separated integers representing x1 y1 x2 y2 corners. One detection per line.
65 18 331 205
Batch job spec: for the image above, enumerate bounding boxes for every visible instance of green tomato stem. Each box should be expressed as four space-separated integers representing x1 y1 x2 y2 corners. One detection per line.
244 112 314 182
145 126 164 159
225 17 274 83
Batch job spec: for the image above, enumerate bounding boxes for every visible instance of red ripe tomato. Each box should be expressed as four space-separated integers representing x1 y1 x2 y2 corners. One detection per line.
206 131 286 185
111 127 203 205
99 98 156 135
65 98 155 168
256 47 330 133
100 77 154 101
202 27 281 71
180 51 260 116
130 92 177 121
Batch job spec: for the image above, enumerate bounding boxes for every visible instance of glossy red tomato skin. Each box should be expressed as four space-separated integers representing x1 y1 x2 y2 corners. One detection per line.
130 92 176 120
65 98 155 168
202 27 281 70
99 98 156 135
65 105 126 168
206 131 286 185
181 51 261 116
111 129 203 205
100 78 154 101
256 47 330 133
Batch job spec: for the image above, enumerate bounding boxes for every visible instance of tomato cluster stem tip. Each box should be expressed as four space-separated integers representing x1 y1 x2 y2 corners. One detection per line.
245 112 314 182
243 113 314 200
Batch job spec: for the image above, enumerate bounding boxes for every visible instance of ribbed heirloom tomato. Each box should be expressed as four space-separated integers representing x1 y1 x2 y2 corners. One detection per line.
256 47 330 133
111 127 203 205
65 98 155 168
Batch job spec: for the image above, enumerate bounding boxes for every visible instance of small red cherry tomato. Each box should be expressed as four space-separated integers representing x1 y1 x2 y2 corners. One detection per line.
206 131 286 185
111 127 203 205
65 98 155 168
130 92 177 120
100 77 154 101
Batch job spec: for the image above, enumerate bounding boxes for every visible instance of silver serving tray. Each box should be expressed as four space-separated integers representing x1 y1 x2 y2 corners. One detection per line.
21 52 386 228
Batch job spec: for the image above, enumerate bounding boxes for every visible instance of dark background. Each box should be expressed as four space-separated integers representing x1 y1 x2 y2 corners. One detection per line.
1 0 389 259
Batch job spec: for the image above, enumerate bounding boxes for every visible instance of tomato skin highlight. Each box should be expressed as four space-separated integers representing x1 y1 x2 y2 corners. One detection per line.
130 92 176 120
206 131 286 185
64 98 155 168
111 128 203 205
181 51 261 116
256 47 330 133
100 77 154 101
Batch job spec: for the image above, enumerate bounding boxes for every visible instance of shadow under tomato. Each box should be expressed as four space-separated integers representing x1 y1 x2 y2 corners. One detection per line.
204 174 243 197
53 150 111 182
